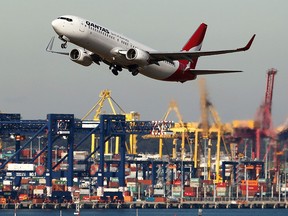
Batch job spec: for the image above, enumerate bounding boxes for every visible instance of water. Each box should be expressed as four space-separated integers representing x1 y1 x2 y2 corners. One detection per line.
0 209 287 216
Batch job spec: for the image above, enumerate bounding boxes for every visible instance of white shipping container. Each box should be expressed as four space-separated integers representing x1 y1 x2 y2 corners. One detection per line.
172 191 181 197
74 164 86 171
190 178 201 183
104 188 119 192
7 163 35 171
39 178 46 184
33 189 44 195
74 151 88 160
190 183 200 187
172 186 181 192
60 164 69 170
80 189 90 194
127 182 137 186
154 189 165 195
3 180 12 185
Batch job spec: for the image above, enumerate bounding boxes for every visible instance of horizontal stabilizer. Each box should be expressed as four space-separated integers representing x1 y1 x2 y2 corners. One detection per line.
188 69 242 75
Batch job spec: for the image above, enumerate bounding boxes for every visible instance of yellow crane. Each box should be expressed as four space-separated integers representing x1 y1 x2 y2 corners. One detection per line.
162 100 187 159
198 78 230 182
142 100 190 159
125 111 140 154
82 90 126 156
198 78 211 180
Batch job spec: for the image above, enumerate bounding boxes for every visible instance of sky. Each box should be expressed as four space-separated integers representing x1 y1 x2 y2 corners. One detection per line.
0 0 288 127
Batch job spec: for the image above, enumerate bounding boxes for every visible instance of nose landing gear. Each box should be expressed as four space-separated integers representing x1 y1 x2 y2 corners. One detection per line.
59 36 68 49
61 42 67 49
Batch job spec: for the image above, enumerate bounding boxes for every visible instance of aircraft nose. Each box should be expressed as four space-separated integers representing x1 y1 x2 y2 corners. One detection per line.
51 19 61 33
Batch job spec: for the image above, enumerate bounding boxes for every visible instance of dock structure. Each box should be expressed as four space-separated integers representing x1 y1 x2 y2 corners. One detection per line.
0 112 288 208
1 199 288 210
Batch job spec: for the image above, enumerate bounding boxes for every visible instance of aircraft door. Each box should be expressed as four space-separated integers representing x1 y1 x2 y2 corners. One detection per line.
79 21 85 32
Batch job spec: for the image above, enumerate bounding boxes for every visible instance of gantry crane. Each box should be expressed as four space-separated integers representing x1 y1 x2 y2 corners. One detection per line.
142 100 187 159
198 78 230 182
82 90 139 155
162 100 187 159
199 78 210 180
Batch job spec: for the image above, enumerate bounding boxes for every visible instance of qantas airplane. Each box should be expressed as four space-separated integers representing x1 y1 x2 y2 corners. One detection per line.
47 15 255 83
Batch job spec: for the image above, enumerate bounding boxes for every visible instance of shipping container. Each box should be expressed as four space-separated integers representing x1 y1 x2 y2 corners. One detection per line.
32 198 44 204
0 198 6 204
145 197 155 202
19 194 29 201
74 164 86 171
109 182 119 188
124 196 133 202
3 185 12 191
154 197 166 202
3 180 12 185
172 186 181 197
138 179 152 185
73 151 88 160
33 189 44 195
39 178 46 185
154 188 165 196
184 187 197 197
81 195 90 201
80 189 90 194
52 184 65 191
7 163 35 171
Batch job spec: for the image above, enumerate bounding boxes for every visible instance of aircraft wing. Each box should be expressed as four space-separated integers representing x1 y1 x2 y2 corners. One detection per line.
188 69 242 75
148 34 255 63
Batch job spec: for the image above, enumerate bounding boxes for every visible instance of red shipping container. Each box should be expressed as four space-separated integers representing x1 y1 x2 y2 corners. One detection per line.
184 187 197 197
3 185 12 192
32 198 44 204
173 180 181 185
154 197 166 202
109 182 119 188
217 182 227 187
138 179 152 185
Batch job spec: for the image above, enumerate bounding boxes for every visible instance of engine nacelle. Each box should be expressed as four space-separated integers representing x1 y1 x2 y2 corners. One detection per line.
126 48 150 65
69 48 93 66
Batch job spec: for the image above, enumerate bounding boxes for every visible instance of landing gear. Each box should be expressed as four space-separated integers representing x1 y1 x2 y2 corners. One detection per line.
109 65 122 76
59 36 68 49
112 68 118 76
129 68 139 76
61 42 67 49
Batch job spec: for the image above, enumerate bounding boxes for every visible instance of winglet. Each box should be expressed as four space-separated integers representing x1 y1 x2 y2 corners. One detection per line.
238 34 256 51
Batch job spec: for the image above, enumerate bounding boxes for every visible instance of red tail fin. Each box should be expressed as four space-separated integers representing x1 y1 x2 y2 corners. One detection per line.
181 23 207 69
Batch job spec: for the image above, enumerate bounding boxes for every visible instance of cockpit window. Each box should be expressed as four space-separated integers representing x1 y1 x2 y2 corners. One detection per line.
58 17 73 22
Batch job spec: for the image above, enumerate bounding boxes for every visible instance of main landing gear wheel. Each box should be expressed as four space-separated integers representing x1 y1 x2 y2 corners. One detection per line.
110 65 122 76
131 70 139 76
112 68 118 76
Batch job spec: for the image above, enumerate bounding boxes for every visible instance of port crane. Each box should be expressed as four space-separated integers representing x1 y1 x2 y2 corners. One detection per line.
198 78 231 182
81 89 140 155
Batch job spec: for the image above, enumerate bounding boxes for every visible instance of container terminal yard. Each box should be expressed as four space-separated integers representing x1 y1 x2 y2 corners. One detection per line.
0 68 288 210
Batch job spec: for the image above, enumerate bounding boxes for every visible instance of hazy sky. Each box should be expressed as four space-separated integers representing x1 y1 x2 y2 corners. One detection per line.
1 0 287 127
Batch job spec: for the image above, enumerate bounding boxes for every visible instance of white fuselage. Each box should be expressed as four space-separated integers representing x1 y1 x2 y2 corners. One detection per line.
52 15 180 81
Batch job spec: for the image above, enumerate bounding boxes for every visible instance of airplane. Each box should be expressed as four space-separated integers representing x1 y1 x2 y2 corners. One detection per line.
47 15 255 83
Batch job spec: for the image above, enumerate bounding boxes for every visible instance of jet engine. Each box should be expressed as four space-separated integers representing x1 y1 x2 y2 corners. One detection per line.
69 48 93 66
126 48 150 65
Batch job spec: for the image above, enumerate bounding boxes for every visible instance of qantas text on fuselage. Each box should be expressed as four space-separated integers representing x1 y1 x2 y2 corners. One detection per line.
47 15 255 83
